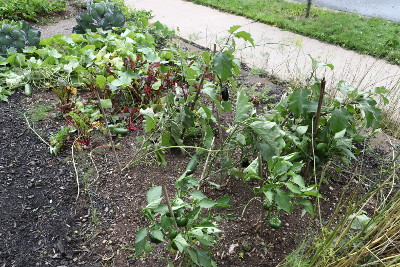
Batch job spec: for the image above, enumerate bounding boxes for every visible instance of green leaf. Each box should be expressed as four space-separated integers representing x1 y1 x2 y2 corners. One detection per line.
155 150 167 166
150 229 164 243
249 120 285 159
288 89 317 118
291 175 305 189
146 186 163 209
297 199 314 218
275 188 292 213
328 109 353 133
234 31 255 47
334 129 346 139
173 234 189 252
357 97 382 129
198 198 217 208
161 216 173 230
228 25 241 34
96 75 107 89
197 249 213 267
235 91 252 123
285 182 301 194
100 98 112 109
296 125 308 135
135 227 148 256
191 190 207 200
187 248 200 265
244 158 259 175
109 71 133 88
145 117 156 132
212 51 233 81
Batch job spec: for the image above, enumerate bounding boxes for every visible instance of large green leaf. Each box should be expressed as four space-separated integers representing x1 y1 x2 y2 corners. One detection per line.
173 234 189 252
146 186 162 209
197 249 213 267
288 89 317 118
234 31 255 47
328 109 353 133
357 97 382 129
212 51 233 81
249 120 285 159
275 188 293 213
235 91 252 123
135 227 148 256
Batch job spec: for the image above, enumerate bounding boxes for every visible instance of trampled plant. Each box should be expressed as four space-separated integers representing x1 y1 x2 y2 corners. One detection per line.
134 175 230 267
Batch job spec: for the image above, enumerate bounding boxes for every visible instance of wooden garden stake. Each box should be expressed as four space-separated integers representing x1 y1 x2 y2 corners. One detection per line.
303 77 326 179
258 151 264 233
162 184 178 229
93 87 122 172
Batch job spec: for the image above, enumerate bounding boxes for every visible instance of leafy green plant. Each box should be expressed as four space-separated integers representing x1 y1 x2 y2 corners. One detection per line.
50 125 73 155
72 1 126 34
134 175 230 266
0 0 66 21
0 20 41 55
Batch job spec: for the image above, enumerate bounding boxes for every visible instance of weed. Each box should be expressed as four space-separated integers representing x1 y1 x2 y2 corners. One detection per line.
28 104 53 122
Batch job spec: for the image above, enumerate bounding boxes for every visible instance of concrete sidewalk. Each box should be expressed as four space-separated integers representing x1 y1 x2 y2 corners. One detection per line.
126 0 400 117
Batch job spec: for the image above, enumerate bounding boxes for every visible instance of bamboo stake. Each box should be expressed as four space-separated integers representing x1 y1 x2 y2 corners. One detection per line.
93 88 122 172
162 184 179 229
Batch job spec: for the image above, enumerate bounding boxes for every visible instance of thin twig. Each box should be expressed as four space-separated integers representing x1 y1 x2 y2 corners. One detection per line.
197 137 215 189
23 112 50 147
71 140 80 200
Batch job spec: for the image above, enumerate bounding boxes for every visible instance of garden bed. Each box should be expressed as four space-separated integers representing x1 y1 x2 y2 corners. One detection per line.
1 3 399 267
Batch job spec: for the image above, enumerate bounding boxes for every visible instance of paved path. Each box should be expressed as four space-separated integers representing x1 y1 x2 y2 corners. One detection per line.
126 0 400 119
294 0 400 22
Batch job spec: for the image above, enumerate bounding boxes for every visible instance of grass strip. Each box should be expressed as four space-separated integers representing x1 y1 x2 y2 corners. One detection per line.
185 0 400 65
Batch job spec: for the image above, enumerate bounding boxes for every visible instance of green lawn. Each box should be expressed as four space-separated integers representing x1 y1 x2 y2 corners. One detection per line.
185 0 400 65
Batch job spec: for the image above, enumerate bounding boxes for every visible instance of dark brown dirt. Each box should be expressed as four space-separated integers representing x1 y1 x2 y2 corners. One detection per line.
0 92 85 267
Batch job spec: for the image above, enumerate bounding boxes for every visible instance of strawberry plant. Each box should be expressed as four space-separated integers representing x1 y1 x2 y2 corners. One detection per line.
134 175 230 267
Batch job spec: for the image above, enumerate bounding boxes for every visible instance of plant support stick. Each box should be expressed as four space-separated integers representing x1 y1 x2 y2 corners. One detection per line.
162 184 178 229
93 88 122 172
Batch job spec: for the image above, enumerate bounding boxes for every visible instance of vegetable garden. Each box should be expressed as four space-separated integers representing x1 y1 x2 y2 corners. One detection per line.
1 1 399 266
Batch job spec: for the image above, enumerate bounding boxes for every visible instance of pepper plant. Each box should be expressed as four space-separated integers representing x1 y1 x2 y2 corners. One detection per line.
134 175 230 267
217 77 388 225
